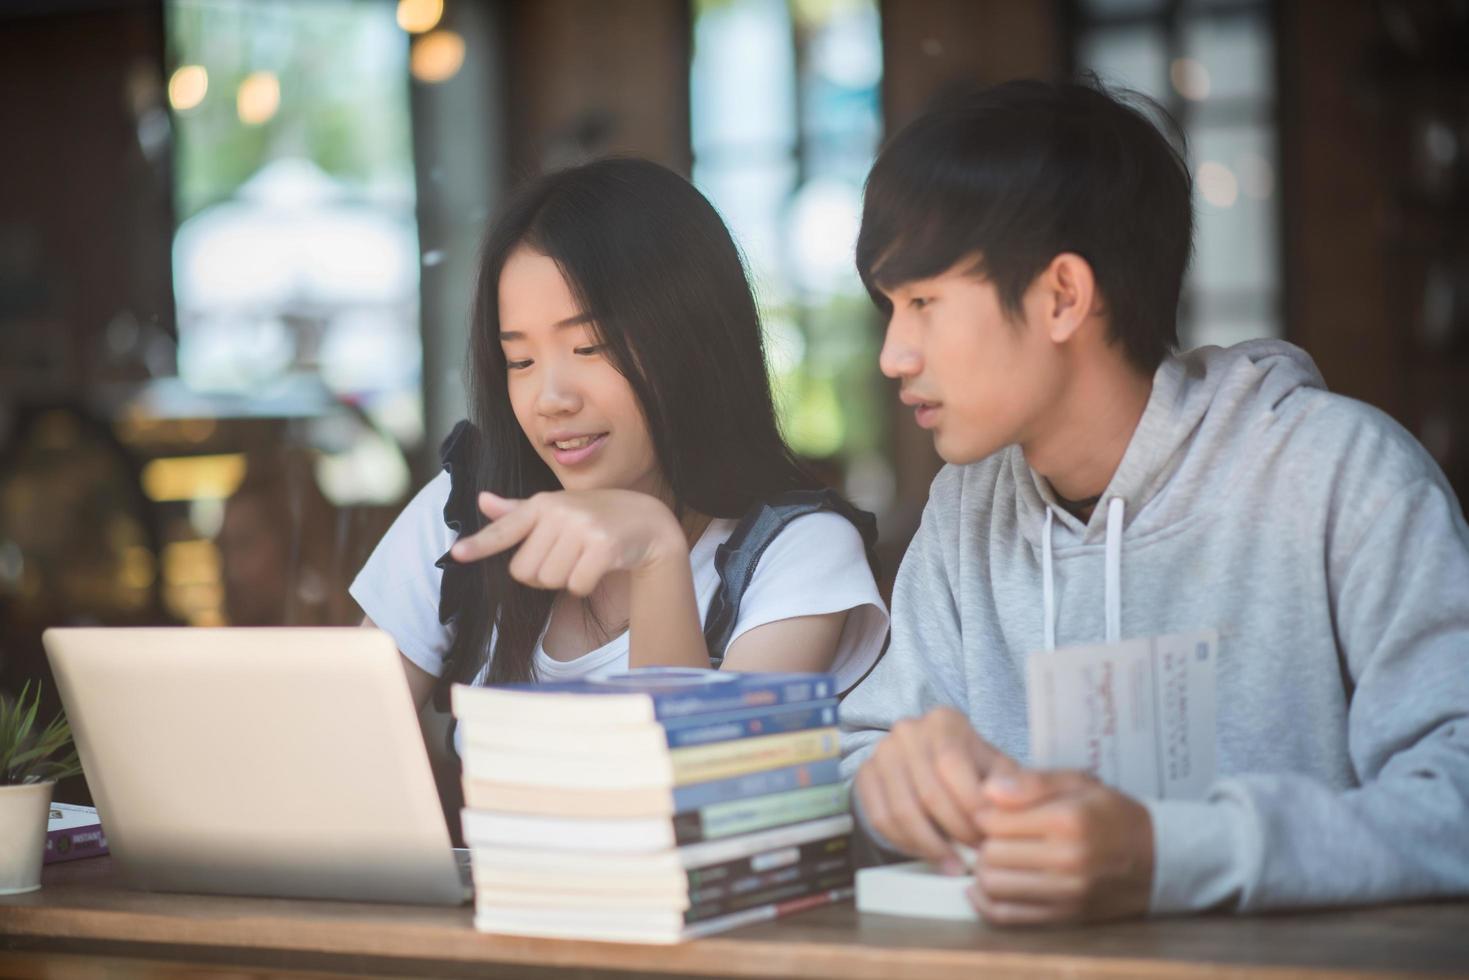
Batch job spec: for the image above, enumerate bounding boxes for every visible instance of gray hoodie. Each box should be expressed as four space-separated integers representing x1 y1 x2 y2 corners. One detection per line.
840 340 1469 914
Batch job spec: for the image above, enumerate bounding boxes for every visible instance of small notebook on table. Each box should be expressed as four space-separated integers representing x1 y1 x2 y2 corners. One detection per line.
855 858 978 921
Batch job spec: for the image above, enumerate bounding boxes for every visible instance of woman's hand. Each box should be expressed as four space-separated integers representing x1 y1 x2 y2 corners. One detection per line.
448 489 686 596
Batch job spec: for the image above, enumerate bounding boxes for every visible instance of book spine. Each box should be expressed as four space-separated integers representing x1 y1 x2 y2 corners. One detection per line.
458 701 837 758
681 886 853 940
678 813 853 869
688 850 852 906
670 727 839 785
670 757 840 813
661 700 837 749
685 833 850 892
650 676 836 720
43 825 109 865
683 869 855 925
458 721 667 758
672 784 849 845
461 810 672 852
459 701 840 758
462 779 671 817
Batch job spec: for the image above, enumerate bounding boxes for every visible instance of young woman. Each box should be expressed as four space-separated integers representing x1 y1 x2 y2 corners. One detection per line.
350 158 887 718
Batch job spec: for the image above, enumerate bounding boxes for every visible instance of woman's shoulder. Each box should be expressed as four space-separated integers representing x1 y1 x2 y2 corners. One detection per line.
748 507 877 585
696 505 871 566
393 469 455 535
690 506 878 594
777 507 869 546
359 470 459 576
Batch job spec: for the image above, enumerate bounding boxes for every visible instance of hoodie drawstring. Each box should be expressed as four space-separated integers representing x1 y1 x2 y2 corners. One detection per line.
1104 496 1124 644
1042 508 1056 652
1041 497 1126 651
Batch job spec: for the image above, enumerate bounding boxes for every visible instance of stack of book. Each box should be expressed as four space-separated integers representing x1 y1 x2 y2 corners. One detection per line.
452 669 854 943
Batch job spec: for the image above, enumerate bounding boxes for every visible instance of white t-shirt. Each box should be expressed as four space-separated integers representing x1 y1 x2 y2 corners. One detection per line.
349 471 889 693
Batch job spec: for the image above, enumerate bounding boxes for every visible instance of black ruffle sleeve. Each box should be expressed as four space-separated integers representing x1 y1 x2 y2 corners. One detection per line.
432 419 482 669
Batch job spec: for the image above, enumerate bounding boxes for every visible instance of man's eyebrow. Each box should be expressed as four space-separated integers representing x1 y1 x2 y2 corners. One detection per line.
500 313 594 341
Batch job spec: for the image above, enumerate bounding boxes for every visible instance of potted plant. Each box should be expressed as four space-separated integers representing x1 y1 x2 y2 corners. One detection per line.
0 682 83 894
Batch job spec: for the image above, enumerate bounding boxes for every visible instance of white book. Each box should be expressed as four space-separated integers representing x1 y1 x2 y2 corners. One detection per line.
855 861 978 921
1026 629 1218 800
466 813 854 875
473 886 852 944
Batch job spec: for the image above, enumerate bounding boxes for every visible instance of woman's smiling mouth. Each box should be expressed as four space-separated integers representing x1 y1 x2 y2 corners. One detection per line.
548 432 608 465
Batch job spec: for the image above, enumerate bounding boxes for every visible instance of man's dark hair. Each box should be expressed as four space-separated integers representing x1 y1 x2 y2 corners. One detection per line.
856 78 1194 374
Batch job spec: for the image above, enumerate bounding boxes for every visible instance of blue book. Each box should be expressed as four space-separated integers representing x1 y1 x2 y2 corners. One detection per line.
452 668 837 725
662 700 838 749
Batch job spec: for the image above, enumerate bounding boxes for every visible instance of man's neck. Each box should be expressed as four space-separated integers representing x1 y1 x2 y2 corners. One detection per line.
1024 349 1155 506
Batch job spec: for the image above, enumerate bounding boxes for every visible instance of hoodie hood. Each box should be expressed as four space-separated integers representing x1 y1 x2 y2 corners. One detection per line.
1011 339 1327 551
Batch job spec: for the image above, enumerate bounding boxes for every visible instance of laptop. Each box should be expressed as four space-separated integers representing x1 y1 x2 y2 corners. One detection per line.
43 627 469 905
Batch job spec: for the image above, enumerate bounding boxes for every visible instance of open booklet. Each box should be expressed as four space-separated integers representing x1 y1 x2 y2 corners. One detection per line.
857 630 1218 920
1027 629 1218 801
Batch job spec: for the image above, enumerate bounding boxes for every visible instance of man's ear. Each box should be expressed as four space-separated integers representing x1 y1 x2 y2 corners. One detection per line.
1040 252 1099 345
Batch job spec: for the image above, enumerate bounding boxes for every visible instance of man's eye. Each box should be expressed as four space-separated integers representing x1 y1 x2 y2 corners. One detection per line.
910 297 931 311
506 359 533 371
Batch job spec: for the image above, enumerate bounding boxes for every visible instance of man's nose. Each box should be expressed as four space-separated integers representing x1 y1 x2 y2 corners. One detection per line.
878 315 921 380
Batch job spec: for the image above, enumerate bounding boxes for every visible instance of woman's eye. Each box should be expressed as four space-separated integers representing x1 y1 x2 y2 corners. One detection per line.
505 358 533 371
573 344 607 357
910 296 931 311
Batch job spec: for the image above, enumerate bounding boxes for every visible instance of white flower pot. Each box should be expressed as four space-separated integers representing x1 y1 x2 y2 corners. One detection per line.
0 780 54 895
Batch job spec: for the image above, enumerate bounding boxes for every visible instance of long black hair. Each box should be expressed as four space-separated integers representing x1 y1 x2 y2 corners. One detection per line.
445 157 822 687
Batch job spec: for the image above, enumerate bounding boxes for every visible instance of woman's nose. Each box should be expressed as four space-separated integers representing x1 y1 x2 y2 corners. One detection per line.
534 363 583 416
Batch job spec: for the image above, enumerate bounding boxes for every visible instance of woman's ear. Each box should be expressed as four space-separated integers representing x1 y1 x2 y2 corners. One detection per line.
1041 252 1099 345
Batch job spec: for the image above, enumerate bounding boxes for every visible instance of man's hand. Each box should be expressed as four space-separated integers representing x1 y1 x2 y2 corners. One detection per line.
853 707 1019 870
449 489 684 596
969 769 1154 926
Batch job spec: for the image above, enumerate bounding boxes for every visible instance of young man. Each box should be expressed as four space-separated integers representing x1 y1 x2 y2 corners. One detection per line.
840 79 1469 925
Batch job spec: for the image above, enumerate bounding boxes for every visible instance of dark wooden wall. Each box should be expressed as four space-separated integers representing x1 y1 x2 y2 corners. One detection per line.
1278 1 1399 415
1278 0 1469 502
0 0 176 399
504 0 692 178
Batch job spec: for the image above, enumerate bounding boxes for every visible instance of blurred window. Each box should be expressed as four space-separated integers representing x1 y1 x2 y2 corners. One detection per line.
149 0 431 625
689 0 892 512
167 0 423 476
1076 0 1282 349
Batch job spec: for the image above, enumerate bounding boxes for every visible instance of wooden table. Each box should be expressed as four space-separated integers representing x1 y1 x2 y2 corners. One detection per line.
2 858 1467 979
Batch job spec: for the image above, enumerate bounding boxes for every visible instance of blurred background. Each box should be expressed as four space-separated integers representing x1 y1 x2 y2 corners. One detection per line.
2 0 1467 805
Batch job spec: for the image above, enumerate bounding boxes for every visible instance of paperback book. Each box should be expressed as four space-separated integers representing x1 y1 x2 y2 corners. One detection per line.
461 783 848 851
44 802 108 865
1027 629 1218 800
461 757 843 819
466 813 853 882
459 726 840 790
473 883 853 944
470 833 852 905
451 668 836 726
460 699 838 756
